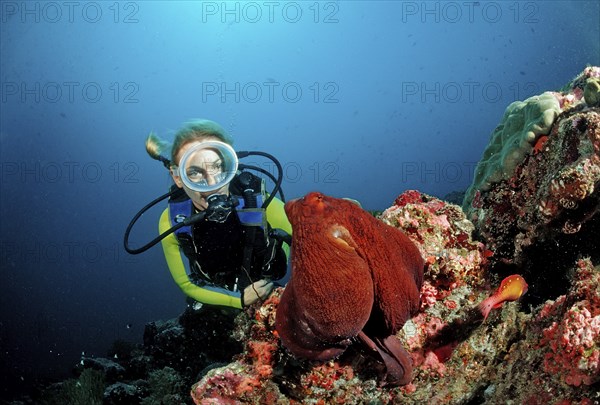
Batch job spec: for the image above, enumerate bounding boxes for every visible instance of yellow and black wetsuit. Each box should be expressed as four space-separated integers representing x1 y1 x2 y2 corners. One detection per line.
159 196 291 309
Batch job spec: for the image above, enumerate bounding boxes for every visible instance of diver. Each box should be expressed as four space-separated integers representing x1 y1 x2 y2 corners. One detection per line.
125 119 292 309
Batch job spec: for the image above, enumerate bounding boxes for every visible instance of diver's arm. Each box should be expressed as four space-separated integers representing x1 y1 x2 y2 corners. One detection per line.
265 196 292 234
265 196 292 258
159 208 243 309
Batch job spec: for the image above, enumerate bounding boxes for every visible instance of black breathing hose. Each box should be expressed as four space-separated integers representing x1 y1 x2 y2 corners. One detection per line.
123 188 206 254
236 151 285 206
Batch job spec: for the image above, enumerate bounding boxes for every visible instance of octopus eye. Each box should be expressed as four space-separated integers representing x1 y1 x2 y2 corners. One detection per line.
306 192 324 203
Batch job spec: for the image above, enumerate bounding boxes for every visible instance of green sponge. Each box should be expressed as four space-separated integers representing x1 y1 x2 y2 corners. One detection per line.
584 77 600 106
464 92 560 210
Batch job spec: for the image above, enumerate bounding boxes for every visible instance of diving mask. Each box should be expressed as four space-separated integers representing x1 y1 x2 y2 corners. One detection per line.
177 141 238 193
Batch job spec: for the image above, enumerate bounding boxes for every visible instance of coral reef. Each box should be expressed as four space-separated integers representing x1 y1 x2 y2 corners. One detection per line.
464 91 561 203
188 192 532 404
539 259 600 388
491 258 600 403
464 66 600 210
382 190 489 288
463 66 600 305
141 367 187 405
187 189 599 404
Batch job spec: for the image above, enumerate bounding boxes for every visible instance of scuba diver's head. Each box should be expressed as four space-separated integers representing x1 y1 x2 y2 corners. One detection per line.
146 119 237 211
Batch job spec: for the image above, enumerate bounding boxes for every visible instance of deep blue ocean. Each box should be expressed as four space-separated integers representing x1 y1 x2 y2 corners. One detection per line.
1 1 599 400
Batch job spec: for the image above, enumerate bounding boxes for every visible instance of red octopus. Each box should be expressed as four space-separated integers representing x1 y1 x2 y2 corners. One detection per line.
275 192 424 386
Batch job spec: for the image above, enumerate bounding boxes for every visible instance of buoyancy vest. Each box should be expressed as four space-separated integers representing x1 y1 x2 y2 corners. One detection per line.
167 179 279 291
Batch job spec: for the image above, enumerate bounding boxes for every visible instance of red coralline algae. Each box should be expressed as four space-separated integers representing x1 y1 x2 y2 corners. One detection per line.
542 307 600 386
421 350 448 375
191 367 248 404
381 191 488 288
533 135 549 154
419 281 439 310
300 362 355 392
394 189 425 206
191 291 286 404
538 259 600 387
245 341 276 378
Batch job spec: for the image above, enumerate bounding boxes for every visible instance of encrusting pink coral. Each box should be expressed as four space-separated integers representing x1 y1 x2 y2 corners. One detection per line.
538 259 600 387
381 191 489 288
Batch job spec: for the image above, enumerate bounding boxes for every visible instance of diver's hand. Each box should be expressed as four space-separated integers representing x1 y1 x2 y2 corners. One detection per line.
242 279 274 307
